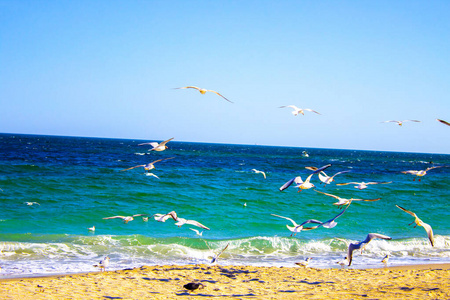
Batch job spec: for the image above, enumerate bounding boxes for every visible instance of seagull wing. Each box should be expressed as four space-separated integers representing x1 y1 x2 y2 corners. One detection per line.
132 214 148 217
396 205 417 218
279 177 298 191
190 228 200 235
311 164 332 174
350 197 381 202
279 105 299 110
271 214 298 227
330 170 351 179
103 216 126 220
174 86 201 90
150 157 176 165
207 90 233 103
121 165 145 171
365 233 392 243
421 222 435 247
185 219 210 230
304 108 321 115
314 189 341 200
159 137 174 147
404 120 421 123
138 142 159 147
336 182 360 186
321 207 348 228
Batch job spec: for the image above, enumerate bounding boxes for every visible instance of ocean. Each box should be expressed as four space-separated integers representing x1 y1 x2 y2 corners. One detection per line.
0 133 449 278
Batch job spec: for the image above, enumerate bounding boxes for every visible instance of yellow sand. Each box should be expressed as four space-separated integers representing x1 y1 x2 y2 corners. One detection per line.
1 264 449 299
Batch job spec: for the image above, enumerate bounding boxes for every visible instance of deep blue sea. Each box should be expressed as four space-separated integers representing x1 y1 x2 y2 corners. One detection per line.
0 133 449 278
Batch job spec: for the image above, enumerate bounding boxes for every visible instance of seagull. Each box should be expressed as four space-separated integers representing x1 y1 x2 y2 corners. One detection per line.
175 217 210 230
336 257 348 269
336 181 392 190
88 226 95 232
437 119 450 126
381 120 420 126
279 164 332 192
318 170 350 186
251 169 266 179
145 173 160 179
279 105 321 116
120 157 175 172
401 166 446 181
396 205 434 247
183 282 205 292
190 228 203 236
347 233 392 266
270 214 323 236
175 86 233 103
103 214 148 224
93 256 110 272
142 217 149 222
210 243 229 264
315 190 381 209
295 257 313 267
153 211 178 222
381 254 390 267
138 137 174 151
24 202 40 206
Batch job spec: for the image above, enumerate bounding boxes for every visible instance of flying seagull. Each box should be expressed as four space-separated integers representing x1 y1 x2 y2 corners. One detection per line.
437 119 450 126
175 217 210 230
210 243 229 264
318 170 350 186
381 120 420 126
280 164 332 192
93 256 110 272
347 233 392 266
279 105 321 116
24 202 40 206
396 205 434 247
120 157 175 172
271 214 323 236
336 181 392 190
174 86 233 103
88 226 95 232
315 190 381 209
401 165 446 181
251 169 266 179
138 137 174 151
153 211 178 222
190 228 203 236
103 214 148 224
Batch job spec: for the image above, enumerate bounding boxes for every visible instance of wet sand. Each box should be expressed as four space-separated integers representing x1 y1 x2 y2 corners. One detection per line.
1 263 449 299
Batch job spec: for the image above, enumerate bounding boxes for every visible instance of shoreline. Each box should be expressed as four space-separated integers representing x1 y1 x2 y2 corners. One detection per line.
1 263 449 299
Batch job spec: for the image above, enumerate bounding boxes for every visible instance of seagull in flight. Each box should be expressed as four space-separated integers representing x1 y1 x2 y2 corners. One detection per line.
396 205 434 247
153 211 178 222
279 105 321 116
174 86 233 103
138 137 174 152
381 120 420 126
88 226 95 232
209 242 230 264
437 119 450 126
314 190 381 209
280 164 332 192
190 228 203 236
175 217 210 230
401 165 446 181
336 181 392 190
121 157 175 172
251 169 266 179
347 233 392 266
103 214 148 224
24 202 40 206
271 214 322 236
318 170 350 186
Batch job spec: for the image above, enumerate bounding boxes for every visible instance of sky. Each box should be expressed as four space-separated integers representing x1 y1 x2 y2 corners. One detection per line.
1 0 449 154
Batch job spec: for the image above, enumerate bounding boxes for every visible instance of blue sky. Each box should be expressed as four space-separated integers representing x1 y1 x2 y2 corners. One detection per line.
1 1 449 154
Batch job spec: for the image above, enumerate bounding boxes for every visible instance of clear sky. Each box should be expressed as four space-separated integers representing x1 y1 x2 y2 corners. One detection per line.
1 1 449 154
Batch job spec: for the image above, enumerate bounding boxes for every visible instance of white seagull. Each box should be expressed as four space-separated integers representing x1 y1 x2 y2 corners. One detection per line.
93 256 110 272
381 120 420 126
103 214 148 224
175 218 210 230
315 190 381 209
24 202 40 206
336 257 348 269
251 169 266 179
279 105 321 116
210 243 230 264
396 205 434 247
138 137 174 152
190 228 203 236
88 226 95 232
381 254 390 267
279 164 332 192
121 157 175 172
318 170 350 186
347 233 392 266
174 86 233 103
153 211 178 222
295 257 313 267
401 165 446 181
270 214 324 236
336 181 392 190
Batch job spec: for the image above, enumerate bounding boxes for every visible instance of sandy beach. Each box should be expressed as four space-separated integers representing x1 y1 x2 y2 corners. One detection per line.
1 263 449 299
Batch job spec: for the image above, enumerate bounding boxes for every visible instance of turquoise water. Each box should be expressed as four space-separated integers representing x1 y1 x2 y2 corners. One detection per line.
0 133 449 277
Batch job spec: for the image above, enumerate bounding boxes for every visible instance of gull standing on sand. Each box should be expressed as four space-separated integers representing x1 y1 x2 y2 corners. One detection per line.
381 254 390 267
103 214 148 224
336 257 348 269
318 170 350 186
396 205 434 247
336 181 392 190
347 233 392 266
138 138 174 152
93 256 110 272
295 257 313 267
381 120 421 126
153 211 178 222
121 157 175 172
401 165 446 181
251 169 266 179
279 105 321 116
315 190 381 209
437 119 450 126
174 86 233 103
